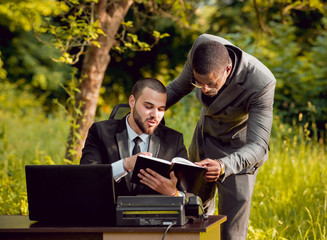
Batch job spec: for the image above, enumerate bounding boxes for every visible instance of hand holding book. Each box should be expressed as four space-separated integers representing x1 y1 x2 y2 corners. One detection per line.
131 154 207 194
137 168 179 196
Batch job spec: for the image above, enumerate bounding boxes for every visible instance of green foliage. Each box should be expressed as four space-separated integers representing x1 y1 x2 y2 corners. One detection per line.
0 30 73 112
31 0 174 64
0 81 68 161
0 0 68 32
5 32 72 91
114 21 170 53
44 0 104 64
0 51 6 80
165 93 201 147
246 20 327 133
0 81 69 214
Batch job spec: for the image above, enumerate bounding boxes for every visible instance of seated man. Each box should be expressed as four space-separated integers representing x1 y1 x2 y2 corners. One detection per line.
80 78 188 197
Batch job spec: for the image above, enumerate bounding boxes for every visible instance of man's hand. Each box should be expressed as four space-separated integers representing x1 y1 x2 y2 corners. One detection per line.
138 169 178 196
124 152 152 172
195 158 222 182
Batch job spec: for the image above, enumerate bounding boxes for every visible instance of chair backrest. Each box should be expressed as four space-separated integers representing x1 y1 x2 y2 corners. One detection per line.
109 103 130 120
109 103 165 125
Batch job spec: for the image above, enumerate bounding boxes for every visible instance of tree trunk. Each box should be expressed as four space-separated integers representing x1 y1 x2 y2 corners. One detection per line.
65 0 134 162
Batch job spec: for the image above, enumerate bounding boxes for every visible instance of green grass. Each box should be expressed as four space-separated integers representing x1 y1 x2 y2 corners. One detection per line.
1 82 327 239
248 119 327 239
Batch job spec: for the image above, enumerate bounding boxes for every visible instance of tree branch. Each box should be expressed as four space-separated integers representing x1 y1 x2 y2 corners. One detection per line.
253 0 271 34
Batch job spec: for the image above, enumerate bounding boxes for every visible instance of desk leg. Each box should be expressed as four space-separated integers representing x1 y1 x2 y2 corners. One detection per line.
200 220 221 240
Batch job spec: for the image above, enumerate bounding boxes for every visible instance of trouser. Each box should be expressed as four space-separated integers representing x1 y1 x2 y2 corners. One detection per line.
217 170 258 240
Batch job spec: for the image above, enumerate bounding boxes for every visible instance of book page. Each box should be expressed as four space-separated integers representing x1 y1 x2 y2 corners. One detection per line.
171 157 204 168
138 154 171 165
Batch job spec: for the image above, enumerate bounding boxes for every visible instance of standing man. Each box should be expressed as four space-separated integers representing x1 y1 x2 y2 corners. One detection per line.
166 34 276 239
81 78 188 197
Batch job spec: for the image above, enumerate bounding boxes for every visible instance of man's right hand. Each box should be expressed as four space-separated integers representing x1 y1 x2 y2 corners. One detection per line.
123 152 152 172
195 158 222 182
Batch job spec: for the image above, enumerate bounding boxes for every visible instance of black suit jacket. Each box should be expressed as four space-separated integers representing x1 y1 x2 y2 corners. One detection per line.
80 116 188 196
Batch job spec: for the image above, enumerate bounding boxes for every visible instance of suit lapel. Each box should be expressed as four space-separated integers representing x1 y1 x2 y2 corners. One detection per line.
116 124 133 192
209 83 246 114
196 78 246 115
116 129 130 159
148 133 160 158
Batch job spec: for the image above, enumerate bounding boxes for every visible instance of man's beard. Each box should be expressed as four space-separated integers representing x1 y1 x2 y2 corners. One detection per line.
133 107 157 134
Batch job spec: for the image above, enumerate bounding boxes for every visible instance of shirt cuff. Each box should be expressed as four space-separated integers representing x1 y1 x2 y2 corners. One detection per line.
112 159 128 182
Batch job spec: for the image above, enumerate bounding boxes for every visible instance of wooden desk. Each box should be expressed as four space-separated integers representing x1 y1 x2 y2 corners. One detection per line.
0 215 226 240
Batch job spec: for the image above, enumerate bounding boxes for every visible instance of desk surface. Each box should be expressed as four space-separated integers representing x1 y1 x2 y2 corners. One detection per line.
0 215 226 233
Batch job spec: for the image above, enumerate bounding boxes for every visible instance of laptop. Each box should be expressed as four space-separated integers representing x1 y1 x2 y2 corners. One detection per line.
25 164 116 226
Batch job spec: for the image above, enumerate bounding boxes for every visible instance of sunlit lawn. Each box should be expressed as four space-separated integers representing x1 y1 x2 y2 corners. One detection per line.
248 120 327 240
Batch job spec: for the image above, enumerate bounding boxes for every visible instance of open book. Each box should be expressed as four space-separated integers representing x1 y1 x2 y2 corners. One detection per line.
131 154 207 194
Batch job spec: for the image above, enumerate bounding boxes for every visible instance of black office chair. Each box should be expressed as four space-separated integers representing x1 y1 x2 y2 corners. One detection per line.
109 103 130 120
109 103 165 125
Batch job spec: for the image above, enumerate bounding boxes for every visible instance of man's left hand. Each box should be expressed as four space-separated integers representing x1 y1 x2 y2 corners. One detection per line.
138 169 178 196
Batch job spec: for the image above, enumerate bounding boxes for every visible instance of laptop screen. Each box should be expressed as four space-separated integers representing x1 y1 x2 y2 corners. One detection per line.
25 164 116 226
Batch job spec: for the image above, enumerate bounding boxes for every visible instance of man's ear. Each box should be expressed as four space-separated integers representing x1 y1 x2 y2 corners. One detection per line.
129 95 135 109
226 64 232 76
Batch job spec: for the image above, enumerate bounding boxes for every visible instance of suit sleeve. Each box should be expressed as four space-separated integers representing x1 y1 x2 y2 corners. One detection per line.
80 123 103 164
166 58 194 108
220 80 276 179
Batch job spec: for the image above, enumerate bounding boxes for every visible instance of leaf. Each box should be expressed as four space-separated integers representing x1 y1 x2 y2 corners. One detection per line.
121 21 133 28
153 30 161 38
124 43 133 48
127 33 138 42
159 33 170 39
91 41 101 48
152 31 170 39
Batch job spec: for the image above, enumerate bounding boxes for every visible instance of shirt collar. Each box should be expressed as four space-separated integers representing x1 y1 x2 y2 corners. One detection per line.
225 47 238 86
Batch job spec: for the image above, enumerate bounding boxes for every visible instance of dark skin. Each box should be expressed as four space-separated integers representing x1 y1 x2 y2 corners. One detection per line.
195 159 222 182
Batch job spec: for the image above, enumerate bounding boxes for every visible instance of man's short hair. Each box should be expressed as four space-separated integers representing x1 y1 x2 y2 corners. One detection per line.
192 41 230 76
131 78 166 100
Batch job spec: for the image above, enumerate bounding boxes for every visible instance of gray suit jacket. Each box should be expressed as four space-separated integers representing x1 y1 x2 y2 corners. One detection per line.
80 116 188 197
166 34 276 201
